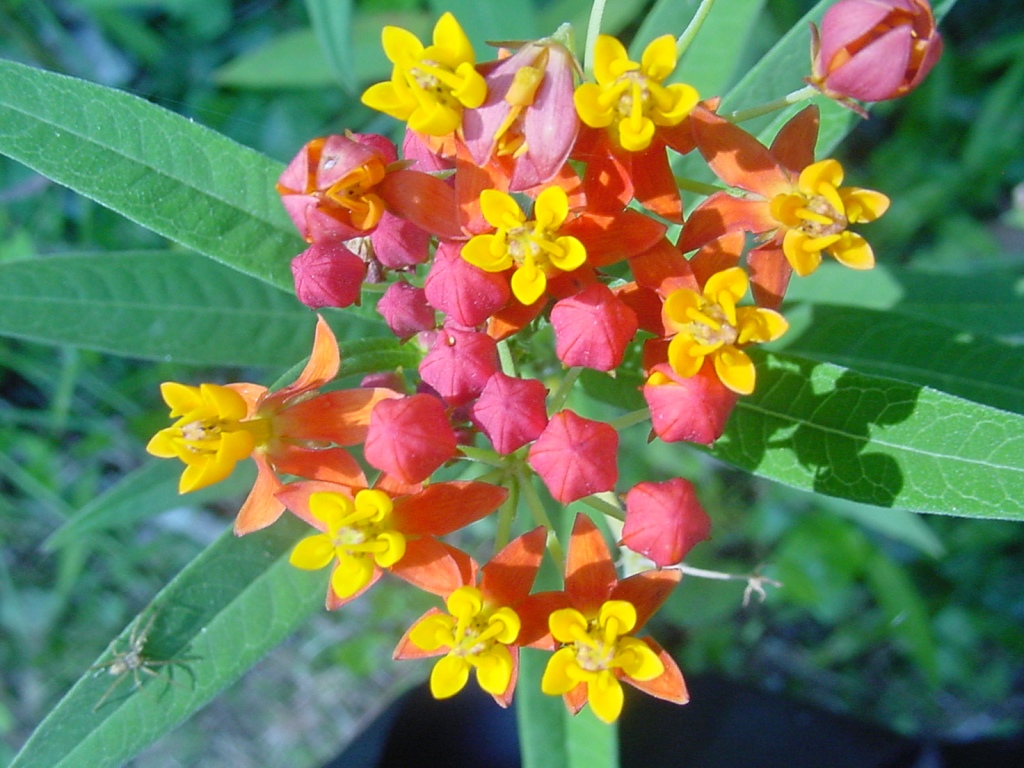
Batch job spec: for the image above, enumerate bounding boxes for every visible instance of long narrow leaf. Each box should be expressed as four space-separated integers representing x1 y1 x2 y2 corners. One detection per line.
9 516 323 768
0 59 301 290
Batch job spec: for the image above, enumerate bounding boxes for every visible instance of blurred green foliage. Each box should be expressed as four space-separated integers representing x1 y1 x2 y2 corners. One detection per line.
1 0 1022 765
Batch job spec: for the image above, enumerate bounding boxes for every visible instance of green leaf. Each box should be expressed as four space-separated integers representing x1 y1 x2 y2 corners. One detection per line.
712 353 1024 520
213 29 338 89
9 515 324 768
304 0 355 90
634 0 767 97
0 251 346 366
43 459 256 552
865 550 939 684
780 304 1024 414
783 262 1024 342
0 59 302 291
517 648 619 768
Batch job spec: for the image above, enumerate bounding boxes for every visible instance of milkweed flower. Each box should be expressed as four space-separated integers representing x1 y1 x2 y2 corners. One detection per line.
574 35 697 153
361 12 487 136
662 267 788 395
681 106 889 306
279 480 507 608
809 0 943 107
462 37 579 190
146 316 399 534
461 186 586 306
539 515 687 724
394 528 548 707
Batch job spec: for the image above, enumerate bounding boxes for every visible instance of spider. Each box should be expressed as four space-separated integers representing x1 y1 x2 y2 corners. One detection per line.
91 611 193 712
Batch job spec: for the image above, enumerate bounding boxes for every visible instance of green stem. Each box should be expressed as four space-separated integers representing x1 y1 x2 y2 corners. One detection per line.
676 0 718 59
457 445 507 468
582 0 608 77
579 494 625 522
548 366 582 414
723 85 818 124
497 339 518 378
607 408 651 431
517 468 565 571
495 476 520 552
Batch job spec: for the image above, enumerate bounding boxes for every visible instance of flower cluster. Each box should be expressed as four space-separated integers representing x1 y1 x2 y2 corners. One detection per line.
148 3 939 724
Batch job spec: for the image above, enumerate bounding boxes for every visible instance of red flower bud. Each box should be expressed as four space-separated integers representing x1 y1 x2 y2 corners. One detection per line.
643 363 737 445
364 394 458 484
528 410 618 504
622 479 711 566
810 0 942 105
471 373 549 455
550 284 639 372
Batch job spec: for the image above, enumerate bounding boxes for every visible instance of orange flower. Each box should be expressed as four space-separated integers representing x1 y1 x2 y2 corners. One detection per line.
146 316 399 535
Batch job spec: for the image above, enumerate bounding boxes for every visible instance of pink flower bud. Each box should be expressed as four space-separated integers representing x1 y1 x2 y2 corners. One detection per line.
810 0 943 104
290 241 366 309
550 284 639 372
643 363 737 445
471 372 549 455
418 325 499 407
424 241 510 327
528 410 618 504
622 479 710 566
364 394 458 484
377 280 435 339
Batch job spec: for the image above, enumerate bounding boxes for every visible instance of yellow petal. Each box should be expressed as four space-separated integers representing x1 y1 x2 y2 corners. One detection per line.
330 553 376 599
598 600 637 637
409 613 456 652
462 234 513 272
588 671 625 723
736 307 789 344
511 260 547 305
451 61 487 109
713 346 756 395
430 654 470 699
840 188 890 223
548 607 588 645
489 607 522 645
618 115 655 152
640 35 677 82
373 529 407 568
431 12 475 67
380 25 423 65
475 644 514 696
667 334 704 379
541 646 581 695
159 381 202 416
829 231 875 270
289 534 336 571
479 189 525 229
798 158 844 196
782 228 823 277
550 236 586 272
593 35 630 85
446 585 483 618
616 637 664 681
574 82 614 128
308 491 355 531
145 428 180 459
534 185 570 230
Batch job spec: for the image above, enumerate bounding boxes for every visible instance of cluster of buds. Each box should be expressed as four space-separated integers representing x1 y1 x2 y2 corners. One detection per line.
149 2 939 724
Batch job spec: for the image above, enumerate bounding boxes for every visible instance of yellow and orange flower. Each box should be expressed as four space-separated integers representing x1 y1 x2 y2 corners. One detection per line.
146 316 399 535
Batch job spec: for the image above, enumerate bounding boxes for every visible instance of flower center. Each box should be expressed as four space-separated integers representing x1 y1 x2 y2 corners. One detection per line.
322 158 387 231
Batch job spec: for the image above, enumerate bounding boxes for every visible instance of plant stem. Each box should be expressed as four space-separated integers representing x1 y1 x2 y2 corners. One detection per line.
517 468 565 571
676 0 718 59
497 339 518 378
548 366 582 414
608 408 651 431
457 445 506 468
495 476 520 552
583 0 608 77
579 493 625 522
722 85 818 123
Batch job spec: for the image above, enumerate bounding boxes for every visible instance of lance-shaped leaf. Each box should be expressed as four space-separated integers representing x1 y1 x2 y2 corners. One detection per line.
0 59 302 291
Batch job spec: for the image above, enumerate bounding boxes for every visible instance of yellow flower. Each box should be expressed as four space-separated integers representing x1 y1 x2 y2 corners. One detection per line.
289 490 407 600
574 34 698 152
663 267 788 395
361 12 487 136
146 383 263 493
461 186 586 305
408 586 521 699
541 600 664 724
770 159 890 276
